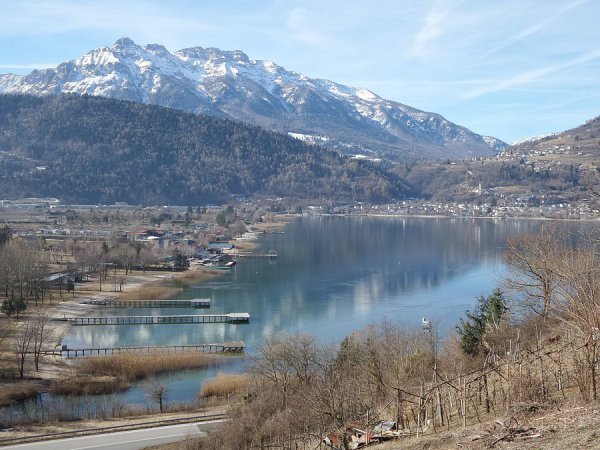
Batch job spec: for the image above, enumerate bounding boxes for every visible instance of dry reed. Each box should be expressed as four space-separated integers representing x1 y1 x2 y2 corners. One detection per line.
50 376 130 396
118 285 182 300
118 268 219 299
170 270 219 287
0 382 43 406
200 372 248 398
76 351 223 380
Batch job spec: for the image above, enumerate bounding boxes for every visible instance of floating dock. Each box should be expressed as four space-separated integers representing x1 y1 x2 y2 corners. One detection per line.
83 298 211 308
43 341 245 358
56 313 250 326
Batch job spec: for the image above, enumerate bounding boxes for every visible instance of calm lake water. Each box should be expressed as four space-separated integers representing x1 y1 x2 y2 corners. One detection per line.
16 216 588 418
63 216 562 353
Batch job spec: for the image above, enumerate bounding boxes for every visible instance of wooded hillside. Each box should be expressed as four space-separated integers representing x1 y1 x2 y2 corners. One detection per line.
0 95 412 205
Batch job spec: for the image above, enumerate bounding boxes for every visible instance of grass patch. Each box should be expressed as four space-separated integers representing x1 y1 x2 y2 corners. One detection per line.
118 268 219 300
0 382 44 406
50 376 131 396
200 372 248 398
75 351 227 381
119 285 182 300
170 270 220 287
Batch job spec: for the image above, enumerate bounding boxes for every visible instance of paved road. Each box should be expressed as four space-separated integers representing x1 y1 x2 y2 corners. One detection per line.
2 419 224 450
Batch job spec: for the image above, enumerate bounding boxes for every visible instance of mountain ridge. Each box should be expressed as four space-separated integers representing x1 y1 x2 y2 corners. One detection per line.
0 37 507 162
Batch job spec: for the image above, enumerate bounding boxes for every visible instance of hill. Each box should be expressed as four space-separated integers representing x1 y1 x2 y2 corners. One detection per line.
397 116 600 206
0 94 411 205
0 38 507 162
509 116 600 161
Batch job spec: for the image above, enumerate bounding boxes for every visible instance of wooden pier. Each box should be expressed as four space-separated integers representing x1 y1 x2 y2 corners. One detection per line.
42 341 245 358
56 313 250 326
229 250 277 259
83 298 211 308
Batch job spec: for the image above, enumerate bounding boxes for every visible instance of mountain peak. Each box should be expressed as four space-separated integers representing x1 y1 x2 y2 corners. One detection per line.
145 43 170 55
114 37 136 46
0 39 507 161
112 37 137 50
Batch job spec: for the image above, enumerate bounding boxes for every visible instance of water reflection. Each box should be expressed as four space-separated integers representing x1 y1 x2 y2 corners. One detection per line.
64 216 574 352
0 367 222 427
6 216 588 423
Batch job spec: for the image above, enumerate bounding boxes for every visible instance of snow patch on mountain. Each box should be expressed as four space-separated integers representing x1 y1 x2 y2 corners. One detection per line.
0 37 508 161
0 73 22 91
511 133 557 146
288 132 330 143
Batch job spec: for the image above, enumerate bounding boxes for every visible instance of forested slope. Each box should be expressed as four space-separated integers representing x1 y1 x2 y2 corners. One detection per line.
0 95 411 205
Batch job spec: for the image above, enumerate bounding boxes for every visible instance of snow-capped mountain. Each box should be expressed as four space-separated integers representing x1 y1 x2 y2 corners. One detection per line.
0 37 507 161
511 133 557 146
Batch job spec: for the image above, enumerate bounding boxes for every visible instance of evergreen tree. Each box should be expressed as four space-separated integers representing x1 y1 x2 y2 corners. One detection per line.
0 225 11 247
215 212 227 227
2 296 27 319
457 289 507 356
172 249 190 270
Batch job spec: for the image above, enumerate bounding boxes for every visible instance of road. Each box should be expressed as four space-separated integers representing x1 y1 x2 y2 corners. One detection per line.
1 419 224 450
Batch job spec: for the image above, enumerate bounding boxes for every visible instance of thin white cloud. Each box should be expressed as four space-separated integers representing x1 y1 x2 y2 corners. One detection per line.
0 1 216 38
285 7 324 45
411 0 464 58
524 92 600 114
482 0 589 56
462 49 600 99
0 64 55 69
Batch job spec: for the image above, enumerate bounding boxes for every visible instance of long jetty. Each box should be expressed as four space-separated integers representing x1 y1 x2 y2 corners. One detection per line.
229 250 278 259
83 298 211 308
56 313 250 326
42 342 245 358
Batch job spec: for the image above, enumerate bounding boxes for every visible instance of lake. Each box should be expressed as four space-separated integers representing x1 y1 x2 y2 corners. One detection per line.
64 216 559 352
25 216 585 416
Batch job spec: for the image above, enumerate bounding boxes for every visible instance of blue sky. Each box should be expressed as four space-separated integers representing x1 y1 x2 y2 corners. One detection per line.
1 0 599 143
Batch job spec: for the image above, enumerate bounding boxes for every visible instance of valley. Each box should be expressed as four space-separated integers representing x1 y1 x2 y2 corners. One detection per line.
1 11 599 449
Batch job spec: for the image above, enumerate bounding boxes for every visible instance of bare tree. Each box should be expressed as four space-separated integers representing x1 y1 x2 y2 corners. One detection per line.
230 220 247 237
0 317 11 347
305 343 371 432
0 239 50 317
137 246 157 272
113 243 139 275
553 246 600 401
250 333 319 409
503 227 564 319
74 244 102 289
31 309 54 372
144 377 168 413
13 318 34 378
0 240 40 309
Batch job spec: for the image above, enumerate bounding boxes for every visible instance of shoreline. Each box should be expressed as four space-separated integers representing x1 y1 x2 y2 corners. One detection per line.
49 269 225 348
325 212 600 222
11 217 292 380
0 211 581 381
2 214 596 450
0 269 222 383
0 217 291 428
